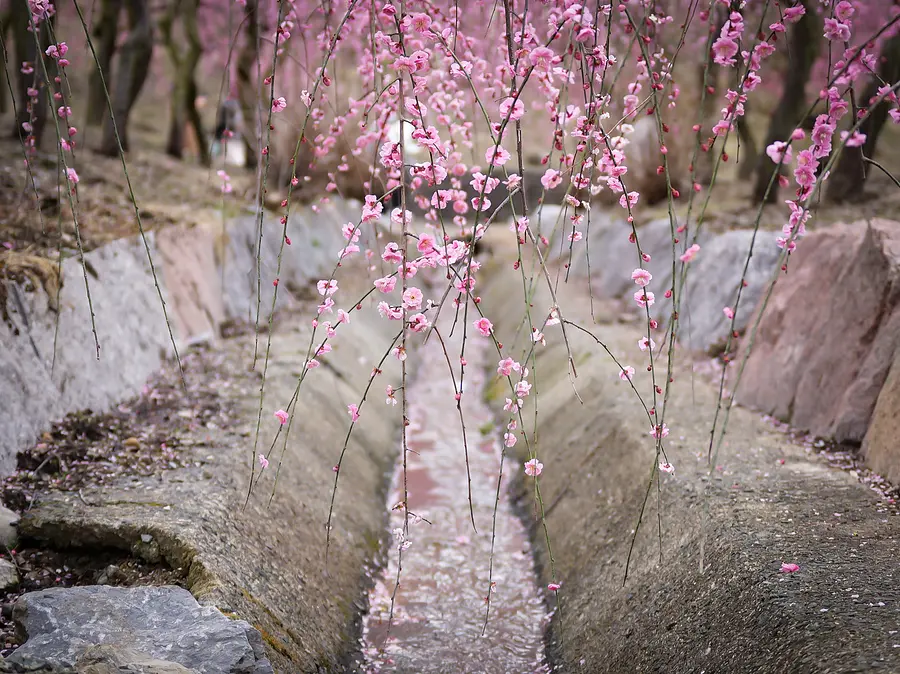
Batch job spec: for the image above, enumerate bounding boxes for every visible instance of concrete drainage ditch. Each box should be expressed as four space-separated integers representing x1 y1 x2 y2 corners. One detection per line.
0 202 898 673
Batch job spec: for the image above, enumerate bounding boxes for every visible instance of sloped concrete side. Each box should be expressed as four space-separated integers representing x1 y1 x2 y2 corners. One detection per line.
0 199 364 474
0 236 171 475
18 314 401 673
481 265 899 673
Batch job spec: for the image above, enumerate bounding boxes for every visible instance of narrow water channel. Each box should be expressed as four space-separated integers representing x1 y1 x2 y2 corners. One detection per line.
360 309 550 673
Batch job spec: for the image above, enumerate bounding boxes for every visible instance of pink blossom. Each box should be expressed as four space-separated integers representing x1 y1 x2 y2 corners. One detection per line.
409 313 430 332
374 276 396 294
638 336 656 351
680 244 700 263
417 232 436 253
634 290 655 308
541 169 562 190
547 582 561 592
723 306 735 320
823 18 850 42
317 279 338 296
65 168 79 184
658 462 674 474
274 409 289 425
712 36 738 66
382 242 403 264
485 145 511 167
780 562 800 573
524 458 543 477
649 424 669 439
347 404 360 422
841 130 866 148
766 141 793 165
474 317 493 336
402 287 423 310
378 302 403 321
410 12 432 32
499 97 525 121
631 268 652 287
385 385 398 406
783 6 805 23
528 46 555 72
834 1 854 22
497 357 521 377
619 366 635 382
504 432 517 448
57 106 72 119
258 454 269 469
272 97 287 112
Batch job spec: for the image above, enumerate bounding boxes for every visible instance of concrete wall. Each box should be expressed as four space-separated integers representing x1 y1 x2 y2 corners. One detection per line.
0 198 365 474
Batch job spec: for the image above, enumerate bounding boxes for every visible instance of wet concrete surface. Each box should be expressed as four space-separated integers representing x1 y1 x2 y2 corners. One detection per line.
360 312 549 673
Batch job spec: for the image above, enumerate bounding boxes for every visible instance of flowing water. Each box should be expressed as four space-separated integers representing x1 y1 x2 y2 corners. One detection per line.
359 312 550 673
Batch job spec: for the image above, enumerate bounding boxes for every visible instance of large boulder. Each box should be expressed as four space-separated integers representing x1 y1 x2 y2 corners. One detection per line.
679 229 782 354
736 219 900 444
863 351 900 483
8 586 270 674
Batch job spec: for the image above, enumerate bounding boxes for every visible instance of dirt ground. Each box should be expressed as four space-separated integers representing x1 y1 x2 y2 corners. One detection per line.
0 342 253 658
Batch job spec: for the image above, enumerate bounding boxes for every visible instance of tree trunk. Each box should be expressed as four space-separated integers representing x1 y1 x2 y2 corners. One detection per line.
236 0 260 169
695 7 725 186
826 33 900 203
753 0 821 203
10 0 53 148
0 9 12 115
161 0 207 165
98 0 153 156
87 0 119 126
735 111 758 180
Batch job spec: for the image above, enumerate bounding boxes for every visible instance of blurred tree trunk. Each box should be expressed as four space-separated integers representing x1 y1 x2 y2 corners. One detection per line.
826 34 900 203
236 0 260 170
753 0 821 203
695 7 725 185
0 9 12 114
735 106 758 180
10 0 54 148
160 0 208 165
86 0 119 126
98 0 153 156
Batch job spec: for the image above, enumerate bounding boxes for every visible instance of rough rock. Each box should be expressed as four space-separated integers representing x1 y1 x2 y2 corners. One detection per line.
0 505 19 549
0 559 18 590
75 646 195 673
480 254 900 673
0 654 74 672
736 219 900 444
679 229 782 353
17 301 401 672
565 214 686 297
9 586 270 674
863 351 900 484
156 225 225 352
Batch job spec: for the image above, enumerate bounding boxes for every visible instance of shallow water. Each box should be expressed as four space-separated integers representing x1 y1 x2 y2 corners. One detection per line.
360 312 550 673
